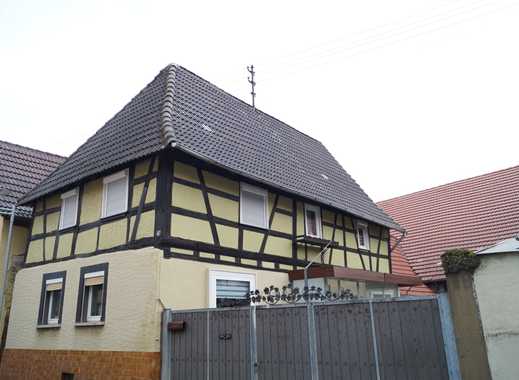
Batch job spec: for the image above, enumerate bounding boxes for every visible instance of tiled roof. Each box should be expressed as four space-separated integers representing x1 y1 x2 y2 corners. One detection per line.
378 165 519 282
0 141 65 218
21 64 400 230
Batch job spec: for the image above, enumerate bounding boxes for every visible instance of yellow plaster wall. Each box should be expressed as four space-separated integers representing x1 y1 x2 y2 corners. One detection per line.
45 194 61 210
80 179 102 225
131 178 157 208
129 210 155 240
159 257 288 310
46 212 60 233
243 230 264 252
345 231 358 249
6 248 162 352
44 237 55 261
347 252 364 270
173 161 200 183
26 239 43 263
56 233 73 259
296 202 305 235
75 228 97 255
330 250 345 266
202 170 239 196
264 236 291 258
32 215 44 236
208 194 238 222
277 196 292 212
172 183 206 213
216 224 238 249
134 158 157 179
98 219 127 250
171 214 213 244
271 213 292 234
378 257 389 273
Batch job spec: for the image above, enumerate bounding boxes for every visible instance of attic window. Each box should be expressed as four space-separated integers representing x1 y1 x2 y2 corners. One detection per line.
356 222 370 250
102 170 128 218
304 204 322 238
59 188 79 229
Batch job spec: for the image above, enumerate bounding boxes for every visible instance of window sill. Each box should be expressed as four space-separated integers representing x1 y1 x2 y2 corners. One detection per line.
100 211 127 222
75 321 105 327
37 324 61 329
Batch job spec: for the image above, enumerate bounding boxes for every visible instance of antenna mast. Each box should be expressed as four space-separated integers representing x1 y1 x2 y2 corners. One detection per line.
247 65 256 109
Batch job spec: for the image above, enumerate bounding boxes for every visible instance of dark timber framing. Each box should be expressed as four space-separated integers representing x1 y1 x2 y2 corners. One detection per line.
23 150 392 277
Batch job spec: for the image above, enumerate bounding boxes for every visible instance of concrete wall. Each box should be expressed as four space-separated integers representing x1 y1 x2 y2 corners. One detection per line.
6 247 162 352
474 253 519 380
446 271 492 380
159 256 288 310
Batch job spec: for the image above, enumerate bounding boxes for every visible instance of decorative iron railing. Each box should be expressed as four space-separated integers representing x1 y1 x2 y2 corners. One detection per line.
248 284 356 305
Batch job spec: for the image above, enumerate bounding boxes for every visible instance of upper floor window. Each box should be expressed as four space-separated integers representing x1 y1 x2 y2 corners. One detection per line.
76 263 108 324
208 270 255 308
304 204 322 238
59 188 79 229
102 170 128 218
356 222 370 250
240 183 268 229
38 271 66 326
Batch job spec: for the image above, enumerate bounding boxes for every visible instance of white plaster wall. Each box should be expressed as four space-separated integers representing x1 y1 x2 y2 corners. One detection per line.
6 247 162 352
473 253 519 380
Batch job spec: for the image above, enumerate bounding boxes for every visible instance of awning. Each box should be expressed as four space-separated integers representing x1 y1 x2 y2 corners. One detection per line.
289 265 422 286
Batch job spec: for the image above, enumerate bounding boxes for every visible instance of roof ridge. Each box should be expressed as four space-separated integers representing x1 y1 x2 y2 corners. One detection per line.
378 163 519 204
160 63 178 147
0 140 66 160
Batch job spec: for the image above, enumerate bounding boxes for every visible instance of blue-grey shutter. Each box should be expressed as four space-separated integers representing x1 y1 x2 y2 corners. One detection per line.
216 279 250 299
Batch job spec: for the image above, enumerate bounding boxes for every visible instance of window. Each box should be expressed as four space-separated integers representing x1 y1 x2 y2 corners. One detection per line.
208 270 255 308
240 183 268 228
59 188 79 229
102 170 128 218
356 222 370 250
76 263 108 324
304 204 322 238
38 272 66 326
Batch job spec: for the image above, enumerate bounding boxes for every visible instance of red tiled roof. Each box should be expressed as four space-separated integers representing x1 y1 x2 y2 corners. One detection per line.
378 165 519 282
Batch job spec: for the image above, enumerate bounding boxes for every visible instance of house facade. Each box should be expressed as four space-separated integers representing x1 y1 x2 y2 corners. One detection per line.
0 141 64 355
0 65 416 379
378 165 519 295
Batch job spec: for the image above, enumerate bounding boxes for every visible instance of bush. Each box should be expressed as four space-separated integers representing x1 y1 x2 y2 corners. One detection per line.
441 248 480 274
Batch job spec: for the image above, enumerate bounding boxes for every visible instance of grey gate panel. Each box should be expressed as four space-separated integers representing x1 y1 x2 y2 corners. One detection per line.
170 311 208 380
256 305 311 380
166 297 455 380
208 308 251 380
314 303 378 380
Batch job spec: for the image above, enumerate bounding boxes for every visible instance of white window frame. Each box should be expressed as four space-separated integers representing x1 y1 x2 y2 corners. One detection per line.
101 170 129 218
45 278 63 325
59 188 79 230
208 270 256 308
239 183 268 229
84 271 105 322
356 222 370 250
304 203 322 238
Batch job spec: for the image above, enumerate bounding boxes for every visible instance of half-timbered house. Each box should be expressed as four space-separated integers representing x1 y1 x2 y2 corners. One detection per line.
1 65 419 379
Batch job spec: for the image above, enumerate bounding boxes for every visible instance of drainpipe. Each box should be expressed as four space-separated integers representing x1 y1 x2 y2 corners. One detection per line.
0 203 16 320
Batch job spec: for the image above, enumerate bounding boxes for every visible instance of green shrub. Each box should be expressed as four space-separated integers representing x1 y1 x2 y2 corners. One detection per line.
441 249 480 274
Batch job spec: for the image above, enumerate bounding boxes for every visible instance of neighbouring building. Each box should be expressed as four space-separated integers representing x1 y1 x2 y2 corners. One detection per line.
0 64 418 379
0 141 65 353
378 165 519 295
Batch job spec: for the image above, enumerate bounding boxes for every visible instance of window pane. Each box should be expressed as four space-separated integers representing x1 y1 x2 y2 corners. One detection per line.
49 290 61 320
241 191 266 227
89 284 103 317
61 195 77 228
357 227 365 247
306 209 317 236
105 177 127 216
216 279 250 308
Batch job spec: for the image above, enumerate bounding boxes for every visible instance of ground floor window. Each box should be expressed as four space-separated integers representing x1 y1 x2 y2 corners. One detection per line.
208 270 255 308
76 263 108 323
38 271 66 326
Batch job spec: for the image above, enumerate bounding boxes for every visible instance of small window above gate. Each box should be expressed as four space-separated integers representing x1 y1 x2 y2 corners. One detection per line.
208 270 255 308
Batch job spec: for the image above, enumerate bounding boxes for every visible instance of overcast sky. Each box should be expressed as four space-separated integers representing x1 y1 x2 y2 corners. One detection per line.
1 0 518 201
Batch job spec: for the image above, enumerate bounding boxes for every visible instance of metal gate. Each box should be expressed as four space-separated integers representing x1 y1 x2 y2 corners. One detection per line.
161 295 460 380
